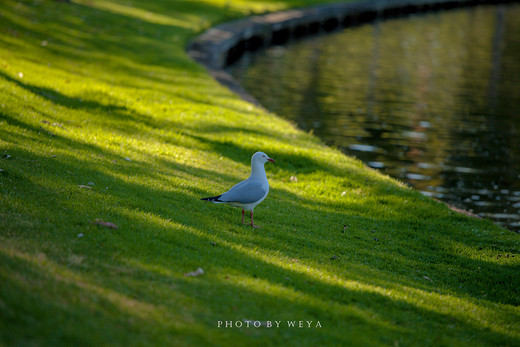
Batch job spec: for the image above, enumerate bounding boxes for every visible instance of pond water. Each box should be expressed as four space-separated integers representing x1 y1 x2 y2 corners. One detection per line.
227 4 520 232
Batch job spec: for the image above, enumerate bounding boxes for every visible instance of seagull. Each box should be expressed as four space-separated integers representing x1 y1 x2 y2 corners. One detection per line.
201 152 275 228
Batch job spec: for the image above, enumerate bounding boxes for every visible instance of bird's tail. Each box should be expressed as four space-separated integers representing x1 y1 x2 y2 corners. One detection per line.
201 195 223 203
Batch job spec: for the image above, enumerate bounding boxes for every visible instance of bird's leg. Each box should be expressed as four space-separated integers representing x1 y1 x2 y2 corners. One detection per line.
250 210 259 228
241 209 245 224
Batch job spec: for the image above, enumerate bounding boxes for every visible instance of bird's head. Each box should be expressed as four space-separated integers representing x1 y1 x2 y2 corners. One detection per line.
252 152 275 164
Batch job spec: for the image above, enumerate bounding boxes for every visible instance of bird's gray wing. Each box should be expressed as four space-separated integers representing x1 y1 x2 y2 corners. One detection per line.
220 180 267 204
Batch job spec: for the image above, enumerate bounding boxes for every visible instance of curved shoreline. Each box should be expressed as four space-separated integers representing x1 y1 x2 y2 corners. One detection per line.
188 0 516 106
188 0 520 226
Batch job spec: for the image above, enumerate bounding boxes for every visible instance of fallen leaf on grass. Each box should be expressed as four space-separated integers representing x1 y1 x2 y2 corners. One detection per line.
184 267 204 277
92 219 118 229
41 120 63 128
39 127 55 136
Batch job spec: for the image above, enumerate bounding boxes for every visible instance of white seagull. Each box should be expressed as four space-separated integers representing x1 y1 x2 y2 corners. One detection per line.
202 152 275 228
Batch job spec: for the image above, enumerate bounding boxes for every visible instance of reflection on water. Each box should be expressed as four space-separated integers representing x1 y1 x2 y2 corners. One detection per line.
227 4 520 231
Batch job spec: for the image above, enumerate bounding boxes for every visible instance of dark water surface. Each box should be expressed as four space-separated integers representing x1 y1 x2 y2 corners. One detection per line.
227 4 520 231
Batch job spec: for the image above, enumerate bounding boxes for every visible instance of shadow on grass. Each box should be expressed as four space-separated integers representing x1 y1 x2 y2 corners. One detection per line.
2 102 518 309
187 130 359 175
0 71 128 113
0 0 264 115
1 182 518 347
1 126 519 345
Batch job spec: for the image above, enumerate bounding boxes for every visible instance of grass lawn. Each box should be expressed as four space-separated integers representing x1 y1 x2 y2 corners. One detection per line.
1 0 519 346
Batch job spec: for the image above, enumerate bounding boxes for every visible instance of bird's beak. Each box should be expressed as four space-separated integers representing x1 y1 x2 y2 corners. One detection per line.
268 158 275 163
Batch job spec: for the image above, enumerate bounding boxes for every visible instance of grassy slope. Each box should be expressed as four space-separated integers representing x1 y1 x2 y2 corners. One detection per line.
0 0 519 346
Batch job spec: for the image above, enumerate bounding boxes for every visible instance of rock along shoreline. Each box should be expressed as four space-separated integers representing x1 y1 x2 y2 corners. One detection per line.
188 0 517 106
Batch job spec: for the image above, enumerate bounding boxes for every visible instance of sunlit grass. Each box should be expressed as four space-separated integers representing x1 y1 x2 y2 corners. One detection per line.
1 0 519 346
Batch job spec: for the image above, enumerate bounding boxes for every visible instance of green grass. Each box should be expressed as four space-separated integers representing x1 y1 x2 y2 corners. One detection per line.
1 0 519 346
